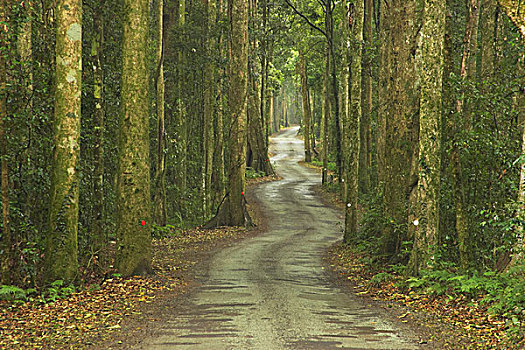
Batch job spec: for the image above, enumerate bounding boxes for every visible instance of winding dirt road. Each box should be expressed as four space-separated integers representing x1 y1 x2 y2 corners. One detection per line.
135 127 419 349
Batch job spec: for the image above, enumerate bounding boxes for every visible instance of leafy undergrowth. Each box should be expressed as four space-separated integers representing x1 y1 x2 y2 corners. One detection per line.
0 227 255 349
329 244 525 349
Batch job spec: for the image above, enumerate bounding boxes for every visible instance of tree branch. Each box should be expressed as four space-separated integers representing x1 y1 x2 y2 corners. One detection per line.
283 0 328 39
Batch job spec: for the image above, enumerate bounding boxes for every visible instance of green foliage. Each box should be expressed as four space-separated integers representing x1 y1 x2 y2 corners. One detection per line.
245 167 265 179
0 285 32 301
44 280 76 303
402 264 525 336
152 224 180 239
369 272 394 287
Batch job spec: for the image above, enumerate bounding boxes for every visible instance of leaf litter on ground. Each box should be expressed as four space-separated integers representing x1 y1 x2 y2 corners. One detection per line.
0 175 277 349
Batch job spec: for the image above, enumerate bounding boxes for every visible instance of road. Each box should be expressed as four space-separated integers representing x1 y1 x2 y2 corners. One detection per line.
135 126 419 349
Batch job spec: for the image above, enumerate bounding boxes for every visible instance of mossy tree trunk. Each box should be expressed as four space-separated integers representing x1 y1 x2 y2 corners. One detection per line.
91 0 106 268
116 0 152 277
359 0 373 195
213 0 226 208
408 0 446 275
45 0 82 283
381 0 418 258
206 0 251 227
322 53 330 184
246 0 273 176
203 0 216 219
376 0 391 198
498 0 525 265
153 0 167 226
344 0 363 244
298 49 312 163
0 0 11 284
174 0 187 215
453 0 480 271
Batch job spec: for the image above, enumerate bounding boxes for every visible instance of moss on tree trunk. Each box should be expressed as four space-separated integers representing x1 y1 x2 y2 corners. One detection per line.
45 0 82 283
116 0 152 277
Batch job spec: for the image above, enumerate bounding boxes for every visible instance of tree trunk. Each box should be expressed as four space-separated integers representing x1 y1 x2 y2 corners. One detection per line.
92 0 106 267
206 0 251 227
45 0 82 283
359 0 373 194
153 0 167 226
298 50 312 162
322 54 330 184
326 2 342 182
381 0 418 258
203 0 216 218
0 0 10 284
408 0 446 275
376 0 390 196
480 0 496 82
117 0 152 276
453 0 480 270
174 0 187 214
213 0 226 208
344 0 364 244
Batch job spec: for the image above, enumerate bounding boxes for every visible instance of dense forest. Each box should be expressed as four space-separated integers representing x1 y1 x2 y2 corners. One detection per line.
0 0 525 335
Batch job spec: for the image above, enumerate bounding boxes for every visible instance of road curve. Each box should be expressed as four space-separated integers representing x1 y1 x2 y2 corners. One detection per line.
136 126 419 349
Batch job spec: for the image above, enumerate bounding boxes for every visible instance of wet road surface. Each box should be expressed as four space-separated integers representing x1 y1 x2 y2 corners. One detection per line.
136 127 419 349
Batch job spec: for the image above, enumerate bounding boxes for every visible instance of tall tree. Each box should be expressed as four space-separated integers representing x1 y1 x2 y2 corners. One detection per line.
174 0 188 215
153 0 167 226
380 0 419 257
452 0 480 270
206 0 251 227
498 0 525 265
359 0 373 194
203 0 216 219
298 49 312 162
45 0 82 282
213 0 226 208
408 0 446 274
344 0 364 244
116 0 152 276
91 0 106 269
0 0 11 284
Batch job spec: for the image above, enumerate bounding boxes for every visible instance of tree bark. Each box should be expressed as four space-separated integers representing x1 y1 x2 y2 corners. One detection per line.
174 0 187 214
153 0 167 226
0 0 11 284
206 0 251 227
453 0 480 270
116 0 152 276
322 53 330 184
408 0 446 275
344 0 364 244
203 0 216 218
91 0 107 267
359 0 373 194
298 50 312 162
213 0 226 208
381 0 419 258
45 0 82 283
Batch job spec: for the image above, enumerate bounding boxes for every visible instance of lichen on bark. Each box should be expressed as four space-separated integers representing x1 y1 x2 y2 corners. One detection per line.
45 0 82 283
116 0 152 277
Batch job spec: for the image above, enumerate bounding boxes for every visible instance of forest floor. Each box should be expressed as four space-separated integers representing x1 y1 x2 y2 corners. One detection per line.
302 161 524 350
0 175 278 350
